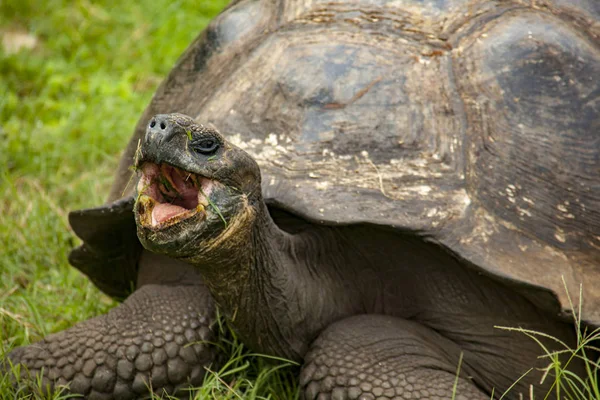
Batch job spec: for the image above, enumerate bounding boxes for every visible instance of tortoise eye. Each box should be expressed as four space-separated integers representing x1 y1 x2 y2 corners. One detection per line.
192 138 219 155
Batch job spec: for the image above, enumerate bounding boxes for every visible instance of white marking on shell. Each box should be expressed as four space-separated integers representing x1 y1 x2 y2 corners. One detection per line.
518 244 528 252
410 159 427 168
261 147 278 159
554 229 567 243
523 197 534 205
416 185 432 195
460 208 496 244
517 207 532 217
322 148 336 157
265 133 278 146
229 134 246 149
462 194 471 207
315 181 329 190
238 131 461 215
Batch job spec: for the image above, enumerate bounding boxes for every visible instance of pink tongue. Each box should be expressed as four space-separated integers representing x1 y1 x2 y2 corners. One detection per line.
152 203 187 225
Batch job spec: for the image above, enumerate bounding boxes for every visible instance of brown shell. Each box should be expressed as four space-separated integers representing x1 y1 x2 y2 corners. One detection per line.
110 0 600 323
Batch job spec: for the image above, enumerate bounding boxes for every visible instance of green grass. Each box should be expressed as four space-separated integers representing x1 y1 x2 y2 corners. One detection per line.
493 283 600 400
0 0 298 398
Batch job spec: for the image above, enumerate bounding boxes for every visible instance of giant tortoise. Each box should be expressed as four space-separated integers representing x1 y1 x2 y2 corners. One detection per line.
5 0 600 399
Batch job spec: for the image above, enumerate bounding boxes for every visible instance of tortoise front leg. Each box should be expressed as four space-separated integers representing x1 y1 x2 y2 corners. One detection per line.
299 315 488 400
5 283 217 399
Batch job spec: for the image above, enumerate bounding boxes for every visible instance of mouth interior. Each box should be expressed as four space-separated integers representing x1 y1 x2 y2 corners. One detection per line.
138 163 213 226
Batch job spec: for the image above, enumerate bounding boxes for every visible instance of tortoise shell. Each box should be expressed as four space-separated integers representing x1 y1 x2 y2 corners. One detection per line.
78 0 600 323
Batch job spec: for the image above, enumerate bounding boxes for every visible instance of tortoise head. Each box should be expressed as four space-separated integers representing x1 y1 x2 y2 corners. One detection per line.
134 113 261 261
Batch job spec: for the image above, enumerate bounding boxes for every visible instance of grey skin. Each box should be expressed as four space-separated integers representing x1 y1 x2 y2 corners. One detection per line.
5 0 600 398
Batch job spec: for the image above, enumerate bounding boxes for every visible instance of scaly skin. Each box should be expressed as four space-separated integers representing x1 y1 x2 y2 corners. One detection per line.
6 284 217 399
300 315 489 400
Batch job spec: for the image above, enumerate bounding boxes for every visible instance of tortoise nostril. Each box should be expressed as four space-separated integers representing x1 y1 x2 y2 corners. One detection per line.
150 120 156 128
160 122 166 130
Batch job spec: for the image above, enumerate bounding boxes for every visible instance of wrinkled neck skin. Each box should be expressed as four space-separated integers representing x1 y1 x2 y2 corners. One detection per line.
184 199 357 362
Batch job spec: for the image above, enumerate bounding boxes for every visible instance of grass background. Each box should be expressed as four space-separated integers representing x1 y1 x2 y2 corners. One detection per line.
0 0 297 398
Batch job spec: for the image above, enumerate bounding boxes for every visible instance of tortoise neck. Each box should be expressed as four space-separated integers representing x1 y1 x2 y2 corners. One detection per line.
195 199 348 360
191 199 299 355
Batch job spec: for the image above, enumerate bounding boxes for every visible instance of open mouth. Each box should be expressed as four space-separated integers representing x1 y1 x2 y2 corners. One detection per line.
136 163 213 228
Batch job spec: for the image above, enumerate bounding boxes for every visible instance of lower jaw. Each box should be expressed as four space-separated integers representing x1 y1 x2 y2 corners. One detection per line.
136 194 206 229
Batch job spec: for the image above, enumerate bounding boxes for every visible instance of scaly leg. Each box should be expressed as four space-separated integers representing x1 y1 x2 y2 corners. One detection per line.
300 314 488 400
5 283 217 399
